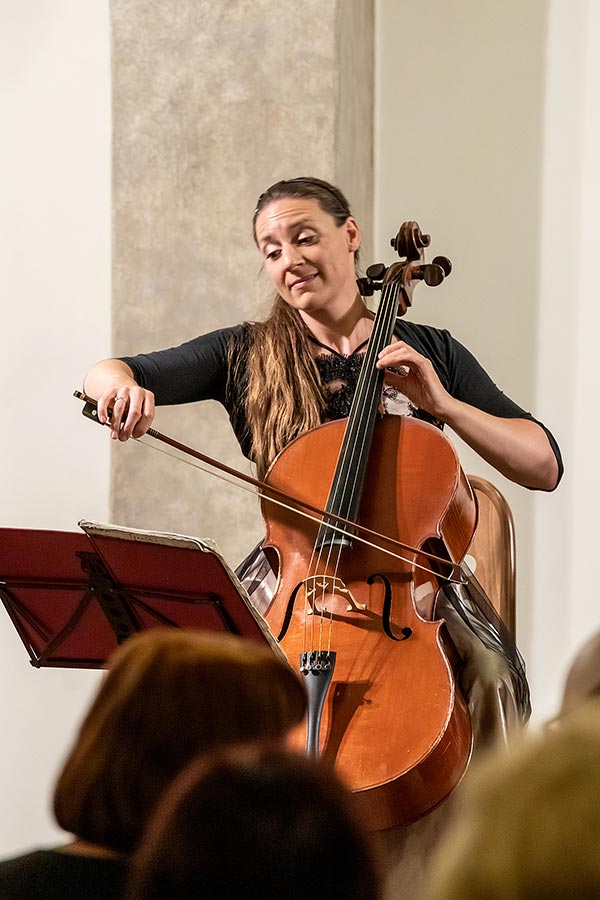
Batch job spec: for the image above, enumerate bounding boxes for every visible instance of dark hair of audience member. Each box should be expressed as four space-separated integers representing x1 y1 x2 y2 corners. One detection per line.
127 749 382 900
53 629 306 854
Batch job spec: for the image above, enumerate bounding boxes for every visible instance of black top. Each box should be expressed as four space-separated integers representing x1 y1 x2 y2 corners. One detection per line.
121 319 563 486
0 848 127 900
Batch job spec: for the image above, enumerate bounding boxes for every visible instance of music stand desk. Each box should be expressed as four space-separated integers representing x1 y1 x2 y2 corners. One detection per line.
0 521 277 668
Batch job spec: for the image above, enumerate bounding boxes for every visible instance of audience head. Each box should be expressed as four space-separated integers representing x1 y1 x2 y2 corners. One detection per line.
425 704 600 900
558 628 600 718
53 629 306 853
127 748 381 900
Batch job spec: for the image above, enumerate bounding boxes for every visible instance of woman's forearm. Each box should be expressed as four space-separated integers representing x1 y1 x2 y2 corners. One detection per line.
83 358 137 400
442 398 559 491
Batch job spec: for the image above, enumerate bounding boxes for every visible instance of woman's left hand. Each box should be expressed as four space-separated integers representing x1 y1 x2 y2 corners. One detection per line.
376 341 559 491
376 341 453 420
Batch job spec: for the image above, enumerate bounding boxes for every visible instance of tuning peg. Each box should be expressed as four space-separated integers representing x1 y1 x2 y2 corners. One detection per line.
423 264 445 287
357 263 388 297
356 277 374 297
432 255 452 277
365 263 387 281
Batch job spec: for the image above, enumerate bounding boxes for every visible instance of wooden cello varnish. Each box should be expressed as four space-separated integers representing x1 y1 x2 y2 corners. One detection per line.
263 224 476 830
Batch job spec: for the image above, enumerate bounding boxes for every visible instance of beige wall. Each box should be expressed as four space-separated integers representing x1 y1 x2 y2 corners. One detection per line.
1 0 110 854
533 0 600 717
375 0 547 704
111 0 374 566
1 0 374 853
376 0 600 720
3 0 600 857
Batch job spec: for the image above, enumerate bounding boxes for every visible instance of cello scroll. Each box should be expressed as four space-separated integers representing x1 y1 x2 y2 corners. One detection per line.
357 220 452 315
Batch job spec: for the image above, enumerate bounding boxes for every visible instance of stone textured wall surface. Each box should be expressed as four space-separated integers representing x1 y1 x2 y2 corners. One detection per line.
111 0 374 564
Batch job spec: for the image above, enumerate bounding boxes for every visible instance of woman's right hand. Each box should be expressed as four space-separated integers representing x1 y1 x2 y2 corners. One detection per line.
83 359 156 441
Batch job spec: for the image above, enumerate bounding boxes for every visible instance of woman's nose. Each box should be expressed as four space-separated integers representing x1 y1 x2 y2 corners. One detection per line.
282 244 303 268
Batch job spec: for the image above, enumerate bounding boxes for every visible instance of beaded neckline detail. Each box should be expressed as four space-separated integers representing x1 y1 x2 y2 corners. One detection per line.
314 350 367 420
308 335 371 419
309 335 441 427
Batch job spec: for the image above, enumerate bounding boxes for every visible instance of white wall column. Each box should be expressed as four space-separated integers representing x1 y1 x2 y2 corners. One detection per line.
375 0 600 721
0 0 111 853
532 0 600 719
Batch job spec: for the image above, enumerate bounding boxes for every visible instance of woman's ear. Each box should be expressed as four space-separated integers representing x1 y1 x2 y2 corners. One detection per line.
345 216 361 253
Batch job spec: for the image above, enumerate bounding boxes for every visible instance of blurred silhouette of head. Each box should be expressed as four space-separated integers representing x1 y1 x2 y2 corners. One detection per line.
53 629 306 852
128 748 382 900
425 704 600 900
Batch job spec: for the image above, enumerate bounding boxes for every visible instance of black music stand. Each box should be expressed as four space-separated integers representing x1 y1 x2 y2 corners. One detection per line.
0 521 277 668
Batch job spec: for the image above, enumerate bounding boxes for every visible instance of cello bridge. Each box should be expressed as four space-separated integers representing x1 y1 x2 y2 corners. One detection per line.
302 575 366 614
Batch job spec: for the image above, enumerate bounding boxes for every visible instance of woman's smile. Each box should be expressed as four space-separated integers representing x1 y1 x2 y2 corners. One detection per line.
289 272 318 290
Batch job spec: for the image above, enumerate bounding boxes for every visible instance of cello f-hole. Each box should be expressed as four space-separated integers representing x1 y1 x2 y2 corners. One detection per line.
368 573 412 642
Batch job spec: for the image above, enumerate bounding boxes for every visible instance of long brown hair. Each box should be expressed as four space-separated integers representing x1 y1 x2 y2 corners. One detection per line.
53 630 306 853
239 177 360 479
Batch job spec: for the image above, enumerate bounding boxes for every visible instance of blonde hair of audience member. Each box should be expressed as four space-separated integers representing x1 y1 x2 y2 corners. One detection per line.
53 629 306 854
558 629 600 718
127 748 382 900
425 704 600 900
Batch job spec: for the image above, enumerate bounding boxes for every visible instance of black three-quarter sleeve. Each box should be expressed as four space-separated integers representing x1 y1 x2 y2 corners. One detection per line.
119 323 253 458
119 325 245 406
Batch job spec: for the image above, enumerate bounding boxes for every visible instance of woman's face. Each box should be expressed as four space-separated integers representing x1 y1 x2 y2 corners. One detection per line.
254 197 361 319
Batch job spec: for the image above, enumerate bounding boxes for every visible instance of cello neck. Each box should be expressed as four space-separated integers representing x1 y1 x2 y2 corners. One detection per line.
316 283 400 549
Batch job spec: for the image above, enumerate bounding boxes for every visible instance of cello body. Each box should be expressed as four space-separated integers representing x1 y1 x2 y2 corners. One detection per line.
263 414 476 830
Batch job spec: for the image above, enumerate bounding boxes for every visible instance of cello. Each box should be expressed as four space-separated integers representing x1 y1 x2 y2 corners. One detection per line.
261 222 476 830
75 221 477 830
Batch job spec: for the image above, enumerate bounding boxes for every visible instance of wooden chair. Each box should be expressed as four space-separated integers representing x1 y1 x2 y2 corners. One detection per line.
465 475 516 637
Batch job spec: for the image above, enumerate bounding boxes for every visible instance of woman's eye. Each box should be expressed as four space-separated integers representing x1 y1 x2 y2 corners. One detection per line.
298 234 317 245
265 249 281 261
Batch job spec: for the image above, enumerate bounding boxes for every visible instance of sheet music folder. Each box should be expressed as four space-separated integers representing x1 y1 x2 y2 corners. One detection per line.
0 522 278 668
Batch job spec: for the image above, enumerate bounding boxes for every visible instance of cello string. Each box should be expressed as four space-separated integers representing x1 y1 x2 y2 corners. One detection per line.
304 544 320 653
303 508 335 654
304 298 393 651
322 280 397 544
308 545 327 652
334 279 398 527
304 280 401 656
319 280 399 633
325 540 347 655
317 527 340 654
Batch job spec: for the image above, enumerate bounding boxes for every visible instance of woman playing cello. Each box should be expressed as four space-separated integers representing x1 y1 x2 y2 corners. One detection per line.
84 177 562 759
